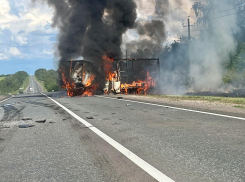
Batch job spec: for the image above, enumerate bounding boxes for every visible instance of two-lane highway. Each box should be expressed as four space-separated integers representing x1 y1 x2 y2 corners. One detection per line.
1 92 245 182
25 76 42 94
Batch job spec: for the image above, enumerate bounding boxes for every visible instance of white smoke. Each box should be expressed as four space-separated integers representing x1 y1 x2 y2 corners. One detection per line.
123 0 240 94
189 1 239 91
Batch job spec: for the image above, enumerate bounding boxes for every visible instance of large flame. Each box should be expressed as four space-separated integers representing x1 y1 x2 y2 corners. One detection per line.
60 69 75 97
60 60 96 97
60 57 156 96
121 70 155 95
103 56 156 95
103 55 115 82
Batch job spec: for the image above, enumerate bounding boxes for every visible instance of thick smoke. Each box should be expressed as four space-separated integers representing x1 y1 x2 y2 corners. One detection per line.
127 20 166 58
126 0 240 94
33 0 137 90
126 0 184 58
155 0 170 18
34 0 136 62
34 0 240 94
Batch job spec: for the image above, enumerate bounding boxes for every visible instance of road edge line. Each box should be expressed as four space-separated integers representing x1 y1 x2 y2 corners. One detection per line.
42 93 175 182
96 95 245 121
0 97 12 104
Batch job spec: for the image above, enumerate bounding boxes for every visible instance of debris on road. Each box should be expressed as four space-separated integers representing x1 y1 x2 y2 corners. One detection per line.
35 119 46 123
18 124 34 128
112 113 116 115
62 119 67 121
49 121 56 124
86 116 94 119
126 104 131 106
117 97 123 99
4 104 12 107
0 126 11 129
22 117 32 121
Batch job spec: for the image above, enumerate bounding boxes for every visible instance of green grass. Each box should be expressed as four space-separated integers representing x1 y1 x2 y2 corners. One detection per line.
145 95 245 105
12 76 30 94
0 77 5 81
34 76 48 92
233 105 245 109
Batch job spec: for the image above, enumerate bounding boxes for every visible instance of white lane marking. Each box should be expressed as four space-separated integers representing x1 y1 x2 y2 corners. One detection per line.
96 96 245 121
42 93 175 182
0 97 11 104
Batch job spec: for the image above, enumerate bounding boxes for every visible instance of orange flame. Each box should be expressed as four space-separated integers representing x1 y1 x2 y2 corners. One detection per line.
60 63 96 97
121 70 155 95
85 74 95 87
103 55 115 82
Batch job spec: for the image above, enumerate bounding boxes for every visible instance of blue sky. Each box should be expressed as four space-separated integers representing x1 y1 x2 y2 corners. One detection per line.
0 0 58 75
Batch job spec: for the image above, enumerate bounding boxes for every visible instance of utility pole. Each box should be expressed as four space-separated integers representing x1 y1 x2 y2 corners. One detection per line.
188 18 191 41
183 16 195 41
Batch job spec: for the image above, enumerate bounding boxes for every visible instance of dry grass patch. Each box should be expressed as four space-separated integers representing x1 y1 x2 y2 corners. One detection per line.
147 95 245 105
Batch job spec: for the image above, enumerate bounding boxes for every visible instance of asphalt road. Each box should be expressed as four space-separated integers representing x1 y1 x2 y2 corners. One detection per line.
25 76 41 94
0 91 245 181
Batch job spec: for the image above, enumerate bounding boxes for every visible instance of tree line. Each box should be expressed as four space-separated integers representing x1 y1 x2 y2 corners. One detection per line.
0 74 10 77
35 69 59 92
0 71 29 95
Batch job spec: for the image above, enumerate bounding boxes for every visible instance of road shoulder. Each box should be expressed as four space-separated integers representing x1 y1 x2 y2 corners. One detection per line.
0 96 8 102
106 94 245 118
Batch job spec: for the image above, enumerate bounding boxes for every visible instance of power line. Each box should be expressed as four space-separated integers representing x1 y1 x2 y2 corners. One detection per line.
166 23 182 36
165 24 182 42
215 6 244 13
209 9 245 20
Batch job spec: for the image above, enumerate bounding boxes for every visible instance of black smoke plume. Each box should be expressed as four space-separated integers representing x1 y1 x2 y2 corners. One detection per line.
127 20 166 58
33 0 137 90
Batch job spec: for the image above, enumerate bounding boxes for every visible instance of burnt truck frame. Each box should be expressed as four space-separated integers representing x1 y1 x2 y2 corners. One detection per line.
61 58 160 95
107 58 160 94
60 60 96 95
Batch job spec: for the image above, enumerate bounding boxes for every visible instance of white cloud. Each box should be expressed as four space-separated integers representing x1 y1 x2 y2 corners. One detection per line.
43 50 53 55
10 47 21 56
0 0 55 34
0 53 8 60
0 0 11 14
0 0 57 61
15 35 28 45
0 0 18 30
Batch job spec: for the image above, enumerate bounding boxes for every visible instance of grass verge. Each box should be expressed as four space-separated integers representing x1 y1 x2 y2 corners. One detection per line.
233 105 245 109
145 95 245 105
0 77 5 81
34 76 48 92
12 76 30 94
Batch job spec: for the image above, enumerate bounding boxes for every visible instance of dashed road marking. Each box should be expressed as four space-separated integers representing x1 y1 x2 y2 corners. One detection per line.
0 97 11 104
43 93 175 182
96 95 245 121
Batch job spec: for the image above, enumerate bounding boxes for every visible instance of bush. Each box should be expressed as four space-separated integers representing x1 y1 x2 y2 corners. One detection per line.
35 69 59 92
0 71 29 95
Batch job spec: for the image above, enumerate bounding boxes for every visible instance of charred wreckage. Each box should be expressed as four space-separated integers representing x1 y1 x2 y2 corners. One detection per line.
60 58 160 97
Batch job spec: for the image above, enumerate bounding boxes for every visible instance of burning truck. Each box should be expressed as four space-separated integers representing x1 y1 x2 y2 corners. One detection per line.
60 60 98 96
60 58 160 96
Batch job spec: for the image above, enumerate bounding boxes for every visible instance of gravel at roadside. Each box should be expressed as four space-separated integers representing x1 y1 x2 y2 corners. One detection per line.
0 96 8 102
108 94 245 116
